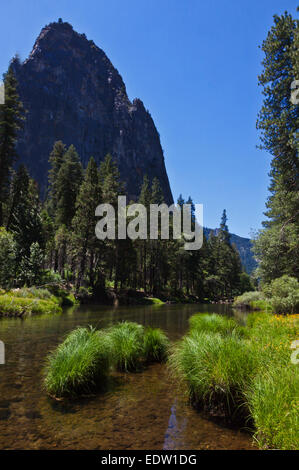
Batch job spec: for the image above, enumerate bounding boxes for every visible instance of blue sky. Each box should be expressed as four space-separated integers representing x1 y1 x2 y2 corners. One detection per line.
1 0 297 237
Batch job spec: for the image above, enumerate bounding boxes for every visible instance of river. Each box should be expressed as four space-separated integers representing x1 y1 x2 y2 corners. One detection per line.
0 303 255 450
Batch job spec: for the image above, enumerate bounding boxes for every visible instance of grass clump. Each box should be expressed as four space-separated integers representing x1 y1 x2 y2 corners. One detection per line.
170 330 259 420
107 321 145 371
189 313 244 337
143 327 170 363
44 327 112 398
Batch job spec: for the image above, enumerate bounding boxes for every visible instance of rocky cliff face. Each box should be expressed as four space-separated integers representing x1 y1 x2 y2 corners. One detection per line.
12 21 173 203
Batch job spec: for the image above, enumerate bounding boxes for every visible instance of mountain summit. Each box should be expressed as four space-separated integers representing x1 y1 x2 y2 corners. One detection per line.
12 20 173 203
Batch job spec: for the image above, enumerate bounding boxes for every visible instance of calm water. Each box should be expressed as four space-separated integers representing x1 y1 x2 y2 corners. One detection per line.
0 303 255 450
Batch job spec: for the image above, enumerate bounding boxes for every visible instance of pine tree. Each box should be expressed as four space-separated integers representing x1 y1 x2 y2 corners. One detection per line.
47 141 66 217
6 164 29 230
0 65 24 225
72 157 101 292
219 209 230 244
10 174 45 280
254 13 299 282
55 145 83 228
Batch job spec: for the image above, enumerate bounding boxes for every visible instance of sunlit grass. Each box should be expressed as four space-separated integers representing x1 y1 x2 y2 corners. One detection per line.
44 326 112 397
189 313 245 337
0 294 62 317
143 327 170 363
169 311 299 448
107 321 145 372
170 330 259 419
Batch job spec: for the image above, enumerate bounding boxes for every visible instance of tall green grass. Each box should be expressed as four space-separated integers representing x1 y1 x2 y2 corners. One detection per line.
44 322 170 397
246 366 299 450
189 313 244 337
107 321 145 372
44 327 112 397
169 311 299 448
170 330 259 419
143 327 170 363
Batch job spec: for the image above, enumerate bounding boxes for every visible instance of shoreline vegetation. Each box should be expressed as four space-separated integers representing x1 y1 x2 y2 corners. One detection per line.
170 312 299 450
233 275 299 314
1 273 298 318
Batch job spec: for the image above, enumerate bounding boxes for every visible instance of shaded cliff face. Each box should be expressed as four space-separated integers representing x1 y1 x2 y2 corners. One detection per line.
12 21 173 203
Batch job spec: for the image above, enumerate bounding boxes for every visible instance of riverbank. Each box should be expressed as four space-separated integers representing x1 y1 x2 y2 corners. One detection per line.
170 312 299 449
233 275 299 314
0 287 75 318
0 284 212 318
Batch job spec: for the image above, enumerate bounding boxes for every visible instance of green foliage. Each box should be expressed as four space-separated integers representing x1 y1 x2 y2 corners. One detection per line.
244 312 299 449
235 276 299 313
170 330 258 418
9 287 57 301
107 321 144 371
0 226 16 289
170 311 299 449
189 313 244 337
72 157 101 292
19 242 44 286
263 275 299 314
245 367 299 450
47 141 67 218
55 145 83 228
44 327 112 397
0 65 24 225
0 294 62 317
233 291 265 309
143 327 170 362
253 13 299 282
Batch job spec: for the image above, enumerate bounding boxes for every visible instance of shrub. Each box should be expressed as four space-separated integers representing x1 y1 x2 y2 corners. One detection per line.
108 321 144 371
143 327 170 362
41 269 63 284
9 287 56 301
76 286 93 303
233 291 265 309
0 227 16 289
189 313 244 337
44 327 112 397
263 275 299 314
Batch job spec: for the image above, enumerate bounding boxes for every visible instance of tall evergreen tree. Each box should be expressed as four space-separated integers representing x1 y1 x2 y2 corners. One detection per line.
254 12 299 282
219 209 230 244
72 157 101 292
55 145 83 228
0 65 24 225
47 140 66 217
6 164 29 230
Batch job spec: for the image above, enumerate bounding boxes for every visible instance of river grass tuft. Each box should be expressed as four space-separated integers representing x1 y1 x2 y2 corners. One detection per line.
44 327 112 397
107 321 145 372
143 327 170 363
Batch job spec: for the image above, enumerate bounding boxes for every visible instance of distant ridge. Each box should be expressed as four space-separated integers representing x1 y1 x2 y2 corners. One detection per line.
203 228 257 274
